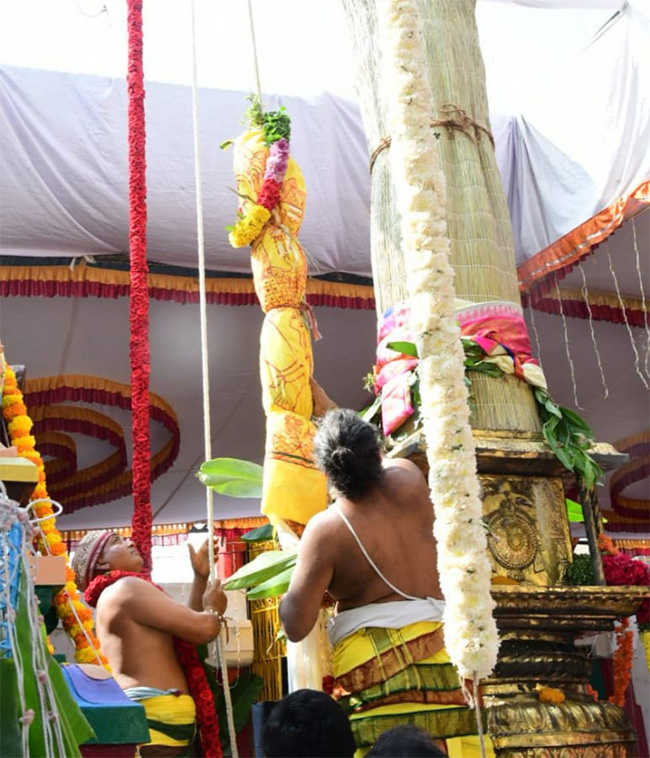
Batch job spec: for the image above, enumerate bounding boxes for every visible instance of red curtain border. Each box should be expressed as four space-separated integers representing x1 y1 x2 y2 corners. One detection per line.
519 182 650 303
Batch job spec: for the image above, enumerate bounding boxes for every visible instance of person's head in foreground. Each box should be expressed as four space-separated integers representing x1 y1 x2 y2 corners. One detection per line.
72 530 144 591
367 725 448 757
314 408 384 500
262 689 356 758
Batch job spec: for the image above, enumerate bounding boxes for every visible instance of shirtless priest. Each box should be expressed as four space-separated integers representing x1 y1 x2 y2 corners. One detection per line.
280 408 492 758
73 531 227 757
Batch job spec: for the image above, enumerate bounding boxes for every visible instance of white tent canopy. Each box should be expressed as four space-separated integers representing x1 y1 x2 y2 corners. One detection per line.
0 0 648 531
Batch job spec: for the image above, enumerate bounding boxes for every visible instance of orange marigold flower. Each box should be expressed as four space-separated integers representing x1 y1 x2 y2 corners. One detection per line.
537 686 566 704
8 416 33 434
15 436 37 451
77 648 103 665
2 392 24 408
77 607 92 622
20 451 41 464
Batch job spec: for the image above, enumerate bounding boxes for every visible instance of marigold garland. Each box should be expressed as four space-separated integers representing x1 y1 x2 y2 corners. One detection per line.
609 617 634 708
1 363 108 667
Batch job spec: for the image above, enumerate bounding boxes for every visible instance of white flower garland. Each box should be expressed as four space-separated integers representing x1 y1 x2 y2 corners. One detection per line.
377 0 499 680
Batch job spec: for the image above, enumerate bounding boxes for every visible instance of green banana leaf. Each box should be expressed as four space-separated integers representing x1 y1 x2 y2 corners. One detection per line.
198 458 264 498
15 569 94 756
247 566 295 600
359 393 382 423
386 340 418 357
241 523 275 543
0 659 21 757
565 498 584 523
224 549 297 591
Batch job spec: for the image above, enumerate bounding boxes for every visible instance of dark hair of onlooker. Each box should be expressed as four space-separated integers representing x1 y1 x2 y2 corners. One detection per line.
366 725 448 757
314 408 384 500
261 688 356 758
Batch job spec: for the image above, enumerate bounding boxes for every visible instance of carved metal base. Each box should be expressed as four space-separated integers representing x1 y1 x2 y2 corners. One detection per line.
482 587 647 758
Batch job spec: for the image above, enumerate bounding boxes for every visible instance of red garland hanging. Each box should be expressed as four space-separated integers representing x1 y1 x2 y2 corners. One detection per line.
126 0 152 575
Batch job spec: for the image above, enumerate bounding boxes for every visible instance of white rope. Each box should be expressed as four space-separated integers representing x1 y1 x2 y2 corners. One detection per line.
528 304 544 369
27 498 105 665
577 264 609 399
631 215 650 379
473 673 488 758
606 247 649 390
246 0 263 106
1 517 29 756
189 2 238 755
1 498 67 756
555 274 583 409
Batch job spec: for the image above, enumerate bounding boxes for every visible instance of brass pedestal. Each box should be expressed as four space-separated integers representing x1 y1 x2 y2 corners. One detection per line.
392 432 645 758
487 586 647 757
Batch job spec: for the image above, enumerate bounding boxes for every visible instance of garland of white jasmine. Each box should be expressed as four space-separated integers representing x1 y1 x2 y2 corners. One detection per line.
376 0 499 681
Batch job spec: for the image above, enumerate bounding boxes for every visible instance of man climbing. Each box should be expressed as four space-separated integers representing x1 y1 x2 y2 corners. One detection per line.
280 408 492 758
73 531 227 757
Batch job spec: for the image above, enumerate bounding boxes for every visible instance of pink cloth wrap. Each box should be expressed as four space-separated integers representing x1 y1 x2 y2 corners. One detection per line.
456 301 540 379
375 301 539 437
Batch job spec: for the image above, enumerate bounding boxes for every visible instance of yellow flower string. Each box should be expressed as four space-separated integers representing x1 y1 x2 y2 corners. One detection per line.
1 364 108 667
228 204 271 248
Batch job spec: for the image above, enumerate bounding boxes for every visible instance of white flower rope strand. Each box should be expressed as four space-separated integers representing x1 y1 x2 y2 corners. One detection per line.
376 0 499 686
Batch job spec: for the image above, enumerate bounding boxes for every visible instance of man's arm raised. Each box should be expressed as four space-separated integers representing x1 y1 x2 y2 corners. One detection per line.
103 576 226 646
280 514 335 642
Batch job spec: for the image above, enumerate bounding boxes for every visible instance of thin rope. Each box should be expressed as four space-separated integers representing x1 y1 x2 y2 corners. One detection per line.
631 216 650 378
28 499 105 665
528 305 544 369
606 248 649 390
578 264 609 399
246 0 263 106
189 2 238 755
555 274 582 409
473 673 488 758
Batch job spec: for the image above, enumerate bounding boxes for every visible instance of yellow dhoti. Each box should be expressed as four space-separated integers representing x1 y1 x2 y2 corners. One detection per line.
330 604 494 758
125 688 196 756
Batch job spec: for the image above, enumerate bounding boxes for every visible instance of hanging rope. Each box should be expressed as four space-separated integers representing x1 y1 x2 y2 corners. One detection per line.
246 0 263 106
577 264 609 399
606 247 649 390
190 0 238 755
126 0 152 576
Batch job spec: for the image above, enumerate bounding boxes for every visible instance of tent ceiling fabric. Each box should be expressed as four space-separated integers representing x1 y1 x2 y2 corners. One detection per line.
1 0 648 276
0 0 648 532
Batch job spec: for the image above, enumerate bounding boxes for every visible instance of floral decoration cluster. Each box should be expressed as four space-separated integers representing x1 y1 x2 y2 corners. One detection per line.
227 106 291 249
567 533 650 698
1 364 108 666
376 0 498 680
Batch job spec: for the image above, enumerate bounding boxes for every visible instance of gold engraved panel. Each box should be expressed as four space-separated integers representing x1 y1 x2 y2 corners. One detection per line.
481 476 573 586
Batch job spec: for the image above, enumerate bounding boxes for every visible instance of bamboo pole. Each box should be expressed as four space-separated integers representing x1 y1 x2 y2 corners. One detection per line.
343 0 541 434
